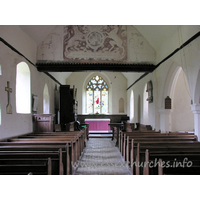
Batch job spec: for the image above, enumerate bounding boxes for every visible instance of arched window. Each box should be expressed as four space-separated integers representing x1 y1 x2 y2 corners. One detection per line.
130 90 134 122
16 62 31 114
0 64 2 75
43 84 50 114
86 75 108 114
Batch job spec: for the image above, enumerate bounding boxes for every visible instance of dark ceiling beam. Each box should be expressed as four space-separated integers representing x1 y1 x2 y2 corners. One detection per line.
36 63 156 72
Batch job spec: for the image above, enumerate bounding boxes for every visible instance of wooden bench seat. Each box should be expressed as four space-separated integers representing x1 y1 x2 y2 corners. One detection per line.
143 149 200 175
133 142 200 175
0 142 75 175
0 157 53 175
9 138 81 165
15 131 86 157
0 130 87 175
119 131 196 153
117 130 198 175
122 136 197 163
0 150 63 174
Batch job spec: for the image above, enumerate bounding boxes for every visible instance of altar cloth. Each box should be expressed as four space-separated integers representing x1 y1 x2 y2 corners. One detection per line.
85 118 110 131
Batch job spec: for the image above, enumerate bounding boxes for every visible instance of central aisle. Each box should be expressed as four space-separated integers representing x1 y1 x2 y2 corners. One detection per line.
74 138 131 175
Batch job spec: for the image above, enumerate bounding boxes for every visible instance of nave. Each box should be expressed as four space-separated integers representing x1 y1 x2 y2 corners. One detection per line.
74 138 131 175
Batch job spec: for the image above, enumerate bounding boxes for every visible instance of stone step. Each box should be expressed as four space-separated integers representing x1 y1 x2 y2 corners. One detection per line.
88 133 113 138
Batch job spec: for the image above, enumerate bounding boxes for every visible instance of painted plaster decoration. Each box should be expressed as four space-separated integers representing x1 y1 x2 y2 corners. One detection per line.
38 33 62 60
63 25 127 62
128 26 156 63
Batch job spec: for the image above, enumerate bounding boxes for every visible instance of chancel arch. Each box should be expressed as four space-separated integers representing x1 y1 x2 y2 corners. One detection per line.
16 62 31 114
43 83 50 114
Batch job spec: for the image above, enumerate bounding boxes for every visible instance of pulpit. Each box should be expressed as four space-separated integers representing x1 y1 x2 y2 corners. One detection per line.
33 114 55 132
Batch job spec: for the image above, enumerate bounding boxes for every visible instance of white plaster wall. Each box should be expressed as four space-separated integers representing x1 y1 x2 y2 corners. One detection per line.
0 42 58 140
126 26 199 132
65 72 127 115
126 72 157 130
155 26 200 105
0 25 37 63
171 69 194 131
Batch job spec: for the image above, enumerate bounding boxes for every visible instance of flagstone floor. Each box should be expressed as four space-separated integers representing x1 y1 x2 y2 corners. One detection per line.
74 138 131 175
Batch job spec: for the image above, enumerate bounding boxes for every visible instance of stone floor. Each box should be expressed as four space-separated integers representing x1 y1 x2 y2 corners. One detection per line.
74 138 131 175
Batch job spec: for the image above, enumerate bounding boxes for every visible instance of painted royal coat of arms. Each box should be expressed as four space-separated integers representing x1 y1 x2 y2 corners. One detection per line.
63 25 127 62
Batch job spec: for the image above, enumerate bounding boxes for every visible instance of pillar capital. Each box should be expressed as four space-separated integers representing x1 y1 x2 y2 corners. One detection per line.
191 104 200 114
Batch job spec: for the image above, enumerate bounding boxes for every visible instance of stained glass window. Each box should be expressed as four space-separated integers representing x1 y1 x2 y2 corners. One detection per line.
86 75 108 114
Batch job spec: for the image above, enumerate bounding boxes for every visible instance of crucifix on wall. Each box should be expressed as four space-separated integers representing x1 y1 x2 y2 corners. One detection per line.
5 81 12 114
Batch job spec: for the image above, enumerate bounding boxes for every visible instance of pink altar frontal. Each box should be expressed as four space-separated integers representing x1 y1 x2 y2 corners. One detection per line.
85 119 110 132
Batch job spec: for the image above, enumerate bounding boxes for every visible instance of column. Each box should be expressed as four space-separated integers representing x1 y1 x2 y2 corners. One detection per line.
159 109 172 133
191 104 200 141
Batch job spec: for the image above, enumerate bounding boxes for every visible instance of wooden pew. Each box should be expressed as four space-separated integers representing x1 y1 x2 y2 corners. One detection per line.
142 145 200 175
122 132 197 163
12 134 83 164
20 131 86 158
118 130 197 175
0 129 87 175
0 148 63 175
109 123 124 146
131 140 200 175
0 130 86 175
120 131 196 155
0 157 52 175
120 130 195 154
4 139 76 175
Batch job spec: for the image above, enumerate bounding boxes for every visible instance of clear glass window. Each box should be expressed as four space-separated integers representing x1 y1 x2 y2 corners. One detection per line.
16 62 31 114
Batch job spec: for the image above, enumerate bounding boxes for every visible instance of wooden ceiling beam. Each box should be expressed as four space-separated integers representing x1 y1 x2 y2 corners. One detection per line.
36 62 156 72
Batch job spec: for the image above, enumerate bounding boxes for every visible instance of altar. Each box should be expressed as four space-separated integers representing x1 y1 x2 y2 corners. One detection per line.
85 118 110 132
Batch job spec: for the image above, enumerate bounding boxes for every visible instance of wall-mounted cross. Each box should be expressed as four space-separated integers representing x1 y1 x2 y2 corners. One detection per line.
5 81 12 114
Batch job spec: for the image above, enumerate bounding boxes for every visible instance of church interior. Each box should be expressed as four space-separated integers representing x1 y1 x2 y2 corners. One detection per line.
0 24 200 178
